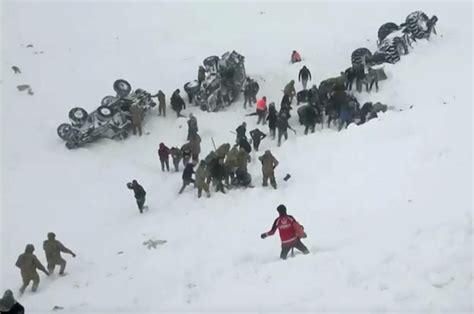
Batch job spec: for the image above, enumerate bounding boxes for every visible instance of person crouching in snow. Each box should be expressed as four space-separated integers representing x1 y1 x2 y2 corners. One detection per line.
261 204 309 260
291 50 302 63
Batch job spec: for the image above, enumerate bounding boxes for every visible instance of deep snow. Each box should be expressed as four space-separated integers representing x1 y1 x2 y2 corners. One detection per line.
1 2 472 313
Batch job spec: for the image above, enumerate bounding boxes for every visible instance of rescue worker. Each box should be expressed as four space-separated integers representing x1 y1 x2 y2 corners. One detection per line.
187 113 198 140
195 161 210 198
127 180 146 213
266 102 278 140
256 96 267 125
170 146 183 172
224 145 239 185
130 104 144 136
260 205 309 260
250 128 266 151
235 146 249 173
298 66 312 90
276 113 296 147
43 232 76 276
283 80 296 104
235 122 247 144
189 133 201 162
171 89 186 118
181 142 193 166
291 50 302 63
158 143 170 172
15 244 49 294
152 90 166 117
0 290 24 313
258 150 279 189
179 162 195 194
215 143 231 160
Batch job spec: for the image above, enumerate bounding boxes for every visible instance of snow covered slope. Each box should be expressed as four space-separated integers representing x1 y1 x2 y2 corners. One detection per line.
1 2 472 313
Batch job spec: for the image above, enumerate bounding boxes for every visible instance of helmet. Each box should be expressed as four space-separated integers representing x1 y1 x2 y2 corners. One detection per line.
277 204 287 215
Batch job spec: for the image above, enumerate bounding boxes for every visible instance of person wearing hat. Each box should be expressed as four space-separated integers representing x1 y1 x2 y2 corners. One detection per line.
43 232 76 276
15 244 49 294
0 290 24 313
260 205 309 260
258 150 279 189
127 180 147 213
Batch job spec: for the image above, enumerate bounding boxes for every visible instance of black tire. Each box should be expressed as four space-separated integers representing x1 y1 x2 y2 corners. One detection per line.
377 22 400 44
97 105 114 120
113 79 131 98
351 48 372 67
101 95 117 107
203 56 219 68
57 123 73 140
68 107 88 125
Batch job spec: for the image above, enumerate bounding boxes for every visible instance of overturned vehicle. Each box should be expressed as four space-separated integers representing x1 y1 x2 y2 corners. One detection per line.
57 79 156 149
184 51 246 112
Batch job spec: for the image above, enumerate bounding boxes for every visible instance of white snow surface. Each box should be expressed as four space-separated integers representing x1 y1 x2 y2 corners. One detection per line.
1 2 472 314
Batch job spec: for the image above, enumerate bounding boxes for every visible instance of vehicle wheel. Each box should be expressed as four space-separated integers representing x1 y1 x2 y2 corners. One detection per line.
57 123 73 140
97 105 114 120
101 95 117 107
68 107 88 125
113 79 132 98
203 56 219 68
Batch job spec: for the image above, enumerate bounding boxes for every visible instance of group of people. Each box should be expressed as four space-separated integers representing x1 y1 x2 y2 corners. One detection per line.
13 233 75 295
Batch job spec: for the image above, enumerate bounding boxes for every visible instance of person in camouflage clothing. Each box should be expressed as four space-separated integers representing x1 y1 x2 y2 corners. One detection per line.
224 145 239 185
169 147 183 172
130 104 144 136
187 114 198 141
189 133 201 162
215 143 230 160
195 161 211 198
152 90 166 117
259 150 279 189
235 146 250 173
15 244 49 294
43 232 76 276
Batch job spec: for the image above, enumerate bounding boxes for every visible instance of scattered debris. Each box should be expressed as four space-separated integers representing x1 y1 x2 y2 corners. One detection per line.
52 306 64 311
11 66 21 74
26 44 33 48
117 251 124 255
17 84 30 91
142 239 167 249
27 89 34 95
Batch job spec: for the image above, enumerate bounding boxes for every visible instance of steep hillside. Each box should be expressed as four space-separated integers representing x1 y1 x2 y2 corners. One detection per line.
1 2 472 313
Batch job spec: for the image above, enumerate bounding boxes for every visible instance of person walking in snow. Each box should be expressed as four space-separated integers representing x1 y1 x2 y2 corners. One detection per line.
171 89 186 118
276 113 296 147
187 113 198 141
158 143 170 172
127 180 146 213
43 232 76 276
195 161 211 198
260 204 309 260
250 128 266 151
259 150 279 189
298 66 312 90
151 90 167 117
256 96 267 125
130 104 144 136
181 142 193 166
15 244 49 294
179 162 195 194
266 102 278 140
170 146 183 172
235 122 247 145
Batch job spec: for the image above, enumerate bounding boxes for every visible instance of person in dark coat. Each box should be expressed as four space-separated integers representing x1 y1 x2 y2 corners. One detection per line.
280 94 292 112
170 89 186 118
209 157 226 193
127 180 146 213
266 103 278 140
250 128 266 151
158 143 170 172
235 122 247 144
329 89 351 131
179 163 195 194
0 290 24 314
187 113 198 141
169 147 183 172
298 66 312 90
198 66 206 85
276 113 296 147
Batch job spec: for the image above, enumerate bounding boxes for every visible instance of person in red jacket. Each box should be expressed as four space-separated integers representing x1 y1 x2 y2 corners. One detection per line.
291 50 302 64
261 204 309 260
256 96 267 125
158 143 170 172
